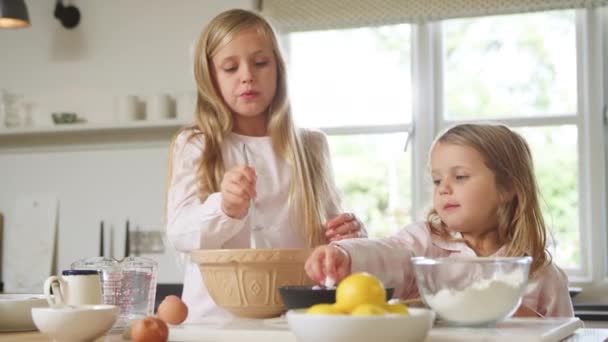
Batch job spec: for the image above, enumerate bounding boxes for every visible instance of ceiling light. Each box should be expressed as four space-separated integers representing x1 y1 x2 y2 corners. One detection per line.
0 0 30 29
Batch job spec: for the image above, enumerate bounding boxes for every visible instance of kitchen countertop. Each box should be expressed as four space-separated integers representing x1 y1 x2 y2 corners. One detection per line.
1 324 608 342
1 318 595 340
0 332 123 341
1 329 608 342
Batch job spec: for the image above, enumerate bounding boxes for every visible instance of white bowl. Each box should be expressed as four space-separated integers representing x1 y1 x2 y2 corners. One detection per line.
286 308 435 342
32 304 118 341
412 256 531 326
0 294 48 332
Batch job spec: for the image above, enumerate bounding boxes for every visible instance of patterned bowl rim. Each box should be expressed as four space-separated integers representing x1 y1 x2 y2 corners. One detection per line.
191 248 314 264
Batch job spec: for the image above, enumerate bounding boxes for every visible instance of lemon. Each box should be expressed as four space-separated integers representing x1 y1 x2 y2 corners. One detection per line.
305 303 343 315
335 272 386 313
384 302 409 315
351 303 387 316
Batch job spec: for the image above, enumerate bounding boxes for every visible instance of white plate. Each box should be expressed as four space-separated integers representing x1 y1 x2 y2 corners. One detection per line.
0 294 48 332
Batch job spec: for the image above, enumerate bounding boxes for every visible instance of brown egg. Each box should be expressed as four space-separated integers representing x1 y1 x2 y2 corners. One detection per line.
157 295 189 325
131 316 168 342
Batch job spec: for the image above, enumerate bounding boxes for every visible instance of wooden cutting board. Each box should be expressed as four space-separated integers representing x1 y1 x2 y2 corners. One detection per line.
428 317 583 341
4 196 57 293
0 212 3 293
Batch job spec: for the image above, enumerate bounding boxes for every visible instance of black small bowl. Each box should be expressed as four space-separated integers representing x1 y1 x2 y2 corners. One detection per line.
279 285 395 310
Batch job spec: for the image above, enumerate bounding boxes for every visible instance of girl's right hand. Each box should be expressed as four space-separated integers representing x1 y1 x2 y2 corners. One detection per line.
305 245 351 284
220 165 256 219
513 304 543 318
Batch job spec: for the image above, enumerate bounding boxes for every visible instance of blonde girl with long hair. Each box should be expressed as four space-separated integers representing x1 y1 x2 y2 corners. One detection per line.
305 123 573 318
165 9 365 321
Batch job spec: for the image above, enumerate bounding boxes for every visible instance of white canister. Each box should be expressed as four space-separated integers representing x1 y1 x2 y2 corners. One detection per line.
115 95 139 123
1 90 21 128
146 94 172 121
43 270 102 307
176 92 197 122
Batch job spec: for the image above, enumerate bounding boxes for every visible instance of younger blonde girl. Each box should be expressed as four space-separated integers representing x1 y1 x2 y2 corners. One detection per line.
306 123 573 317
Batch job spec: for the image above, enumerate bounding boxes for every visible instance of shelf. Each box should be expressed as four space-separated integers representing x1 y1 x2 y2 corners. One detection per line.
0 119 187 137
0 120 189 150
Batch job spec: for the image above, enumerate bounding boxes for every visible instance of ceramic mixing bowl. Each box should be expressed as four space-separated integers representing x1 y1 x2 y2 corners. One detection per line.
191 248 314 318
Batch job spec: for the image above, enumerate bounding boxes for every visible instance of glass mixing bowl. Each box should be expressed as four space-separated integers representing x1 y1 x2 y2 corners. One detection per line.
411 256 532 326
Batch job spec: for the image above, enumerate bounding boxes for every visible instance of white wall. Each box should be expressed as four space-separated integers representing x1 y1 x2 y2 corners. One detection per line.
0 0 255 291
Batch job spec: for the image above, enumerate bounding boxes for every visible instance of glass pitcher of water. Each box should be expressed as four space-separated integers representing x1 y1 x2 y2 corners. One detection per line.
70 256 158 328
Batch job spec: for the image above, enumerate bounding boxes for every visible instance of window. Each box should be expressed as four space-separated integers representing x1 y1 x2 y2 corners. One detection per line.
441 11 580 269
515 126 579 268
286 25 413 236
285 8 605 280
327 133 412 236
288 25 411 127
442 12 577 119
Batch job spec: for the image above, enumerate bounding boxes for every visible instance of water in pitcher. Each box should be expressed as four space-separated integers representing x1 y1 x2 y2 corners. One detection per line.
71 256 158 328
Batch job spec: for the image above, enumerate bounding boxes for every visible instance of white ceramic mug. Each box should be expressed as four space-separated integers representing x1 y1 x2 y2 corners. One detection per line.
146 94 172 121
115 95 139 122
43 270 102 307
176 92 197 122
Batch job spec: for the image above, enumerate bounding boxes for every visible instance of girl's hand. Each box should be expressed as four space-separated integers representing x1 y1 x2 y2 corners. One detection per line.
220 166 256 219
305 245 351 284
325 213 364 242
513 304 543 318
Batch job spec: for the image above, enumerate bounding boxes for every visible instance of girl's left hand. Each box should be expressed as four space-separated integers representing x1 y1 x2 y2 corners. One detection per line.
324 213 365 242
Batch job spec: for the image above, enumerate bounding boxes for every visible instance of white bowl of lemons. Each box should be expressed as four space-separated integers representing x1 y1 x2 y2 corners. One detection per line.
286 273 435 342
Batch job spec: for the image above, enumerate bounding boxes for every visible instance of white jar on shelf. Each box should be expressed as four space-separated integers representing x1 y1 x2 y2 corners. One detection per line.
0 94 4 129
146 93 173 121
176 92 197 122
115 95 139 123
1 89 21 128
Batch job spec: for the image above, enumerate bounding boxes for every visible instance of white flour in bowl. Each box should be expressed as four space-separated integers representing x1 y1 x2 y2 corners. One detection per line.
424 270 525 325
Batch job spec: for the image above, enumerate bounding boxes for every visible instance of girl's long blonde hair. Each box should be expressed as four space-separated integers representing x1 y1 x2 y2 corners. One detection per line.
426 123 550 275
166 9 339 247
